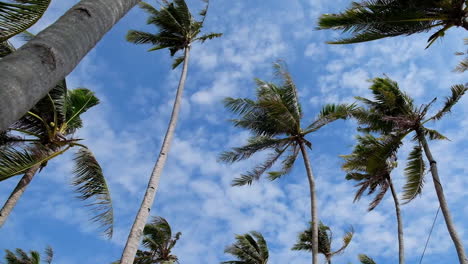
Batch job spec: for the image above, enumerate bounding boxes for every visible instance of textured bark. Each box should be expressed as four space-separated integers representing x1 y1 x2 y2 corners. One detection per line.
388 177 405 264
120 48 191 264
0 165 40 227
299 141 318 264
0 0 141 131
418 131 467 264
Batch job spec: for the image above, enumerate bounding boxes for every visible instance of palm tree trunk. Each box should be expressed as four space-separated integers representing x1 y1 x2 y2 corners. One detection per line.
120 47 191 264
417 130 467 264
0 165 40 227
299 141 318 264
0 0 140 131
387 176 405 264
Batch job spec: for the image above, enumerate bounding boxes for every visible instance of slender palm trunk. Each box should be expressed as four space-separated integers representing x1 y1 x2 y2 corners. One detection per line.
417 131 467 264
120 47 191 264
0 0 140 131
0 165 40 227
299 141 318 264
387 177 405 264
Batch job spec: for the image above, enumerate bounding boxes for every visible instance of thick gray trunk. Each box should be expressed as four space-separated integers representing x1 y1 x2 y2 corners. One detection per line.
388 177 405 264
0 0 140 131
120 47 191 264
299 141 318 264
418 131 467 264
0 165 40 227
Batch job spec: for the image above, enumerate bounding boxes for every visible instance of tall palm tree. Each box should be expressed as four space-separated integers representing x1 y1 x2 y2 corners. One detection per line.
120 1 221 263
219 62 356 264
0 82 114 237
341 134 405 264
317 0 468 48
133 216 181 264
358 254 377 264
222 231 269 264
352 77 468 264
0 0 141 132
0 0 52 42
4 246 53 264
292 222 354 264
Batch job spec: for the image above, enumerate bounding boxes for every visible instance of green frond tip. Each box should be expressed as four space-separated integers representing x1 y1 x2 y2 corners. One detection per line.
305 103 357 133
223 231 269 263
196 32 222 43
359 254 377 264
72 148 114 238
429 84 468 121
402 145 426 203
172 55 185 69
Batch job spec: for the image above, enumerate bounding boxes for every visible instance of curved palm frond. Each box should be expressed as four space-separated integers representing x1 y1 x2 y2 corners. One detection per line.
219 136 290 163
72 147 114 238
44 246 53 264
4 248 42 264
0 145 55 181
359 254 377 264
64 88 99 134
222 231 269 264
402 144 426 202
0 0 52 42
305 103 357 133
428 84 468 121
317 0 466 47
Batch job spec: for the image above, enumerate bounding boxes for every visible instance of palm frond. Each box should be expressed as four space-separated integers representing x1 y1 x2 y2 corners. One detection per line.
267 144 299 181
331 226 354 256
196 32 222 43
359 254 377 264
421 127 448 141
454 39 468 72
305 103 357 133
223 231 268 264
126 30 160 44
171 55 185 69
0 145 49 181
0 0 52 42
402 144 426 202
72 148 114 238
219 136 289 163
428 84 467 121
44 246 53 264
64 88 99 134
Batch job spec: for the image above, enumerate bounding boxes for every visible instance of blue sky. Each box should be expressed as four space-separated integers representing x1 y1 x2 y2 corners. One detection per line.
1 0 467 263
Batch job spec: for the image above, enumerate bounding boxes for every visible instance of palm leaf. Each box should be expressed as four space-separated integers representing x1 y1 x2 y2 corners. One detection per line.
171 55 184 69
0 145 50 181
402 144 426 202
64 88 99 133
219 136 290 163
331 226 354 256
126 30 160 45
72 147 114 238
0 0 52 42
359 254 377 264
428 84 468 121
305 103 356 132
196 32 222 43
44 246 53 264
267 144 299 181
421 127 448 141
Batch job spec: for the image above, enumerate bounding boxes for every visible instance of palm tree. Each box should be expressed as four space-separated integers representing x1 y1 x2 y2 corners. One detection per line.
292 222 354 264
317 0 468 48
358 254 377 264
0 82 114 237
352 77 468 264
0 0 141 132
341 134 405 264
0 0 52 42
219 62 356 264
4 246 53 264
132 216 181 264
222 231 269 264
120 1 221 263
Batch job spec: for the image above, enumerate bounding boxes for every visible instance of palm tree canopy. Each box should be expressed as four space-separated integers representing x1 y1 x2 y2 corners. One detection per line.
4 246 53 264
0 0 52 42
292 222 354 260
0 83 114 237
222 231 269 264
134 216 181 264
317 0 468 48
341 133 401 210
351 77 467 203
126 0 222 68
219 62 357 186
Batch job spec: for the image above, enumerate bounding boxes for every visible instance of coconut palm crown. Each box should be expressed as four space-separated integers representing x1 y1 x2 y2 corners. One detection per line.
133 217 181 264
292 222 354 264
351 77 468 263
0 82 114 237
4 246 53 264
222 231 269 264
317 0 468 48
126 0 222 69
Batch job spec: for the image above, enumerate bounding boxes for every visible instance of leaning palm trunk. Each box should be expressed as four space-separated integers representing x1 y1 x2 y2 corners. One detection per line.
388 177 404 264
299 141 318 264
120 47 191 264
0 0 140 131
0 165 40 227
417 131 468 264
